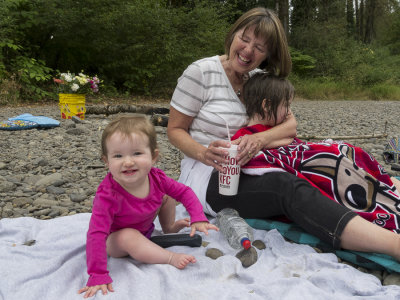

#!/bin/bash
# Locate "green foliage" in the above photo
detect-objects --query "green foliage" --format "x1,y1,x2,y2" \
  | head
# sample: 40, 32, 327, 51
0, 0, 399, 103
290, 76, 359, 100
369, 84, 400, 100
12, 56, 53, 98
0, 0, 54, 99
290, 48, 316, 75
87, 0, 229, 94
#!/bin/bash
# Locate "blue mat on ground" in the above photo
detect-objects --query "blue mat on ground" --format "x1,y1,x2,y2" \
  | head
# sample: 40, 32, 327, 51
246, 176, 400, 274
0, 113, 60, 130
9, 113, 60, 128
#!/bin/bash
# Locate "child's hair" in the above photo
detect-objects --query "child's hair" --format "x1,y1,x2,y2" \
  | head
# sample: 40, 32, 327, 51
243, 72, 295, 126
101, 114, 158, 158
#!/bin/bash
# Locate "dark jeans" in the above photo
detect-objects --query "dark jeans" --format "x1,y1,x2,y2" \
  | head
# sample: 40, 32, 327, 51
206, 171, 357, 249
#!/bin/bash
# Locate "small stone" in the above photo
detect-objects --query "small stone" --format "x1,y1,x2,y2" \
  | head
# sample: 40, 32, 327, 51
72, 116, 86, 124
235, 246, 258, 268
391, 163, 400, 171
34, 173, 63, 190
369, 269, 384, 282
33, 208, 52, 217
252, 240, 266, 250
201, 241, 210, 247
205, 248, 224, 260
0, 180, 16, 193
383, 273, 400, 286
48, 208, 61, 218
32, 198, 59, 208
46, 185, 65, 195
23, 240, 36, 246
12, 197, 33, 207
312, 247, 323, 253
69, 193, 87, 203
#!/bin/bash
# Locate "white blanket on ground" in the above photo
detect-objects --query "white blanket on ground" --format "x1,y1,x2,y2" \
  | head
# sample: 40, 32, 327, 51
1, 205, 400, 300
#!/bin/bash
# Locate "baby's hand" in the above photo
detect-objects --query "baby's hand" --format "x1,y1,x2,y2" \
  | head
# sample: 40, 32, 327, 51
78, 283, 114, 298
190, 221, 219, 236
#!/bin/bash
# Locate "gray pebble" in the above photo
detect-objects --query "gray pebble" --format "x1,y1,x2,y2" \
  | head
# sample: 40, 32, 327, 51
46, 186, 65, 195
252, 240, 266, 250
383, 273, 400, 286
69, 193, 87, 203
205, 248, 224, 260
235, 246, 258, 268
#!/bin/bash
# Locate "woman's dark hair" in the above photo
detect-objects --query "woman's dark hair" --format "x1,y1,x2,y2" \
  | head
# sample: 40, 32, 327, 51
224, 7, 291, 77
243, 72, 294, 125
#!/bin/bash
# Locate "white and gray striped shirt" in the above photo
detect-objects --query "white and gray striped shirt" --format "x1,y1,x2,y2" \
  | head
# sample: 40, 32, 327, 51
171, 55, 248, 147
170, 55, 248, 215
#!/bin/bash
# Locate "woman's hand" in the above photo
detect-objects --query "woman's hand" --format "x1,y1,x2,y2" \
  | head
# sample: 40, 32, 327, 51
190, 221, 219, 237
233, 134, 263, 166
201, 140, 232, 172
78, 283, 114, 298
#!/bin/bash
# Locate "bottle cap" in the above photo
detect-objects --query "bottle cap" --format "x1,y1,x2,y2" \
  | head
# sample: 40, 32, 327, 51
241, 238, 251, 250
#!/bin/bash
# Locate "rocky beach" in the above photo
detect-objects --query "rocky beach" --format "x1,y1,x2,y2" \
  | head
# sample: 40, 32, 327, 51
1, 100, 400, 284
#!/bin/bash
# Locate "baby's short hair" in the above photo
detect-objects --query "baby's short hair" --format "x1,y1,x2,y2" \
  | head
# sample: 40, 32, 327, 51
101, 114, 157, 158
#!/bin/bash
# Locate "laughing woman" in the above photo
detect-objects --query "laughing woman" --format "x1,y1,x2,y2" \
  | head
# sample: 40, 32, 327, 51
167, 7, 400, 261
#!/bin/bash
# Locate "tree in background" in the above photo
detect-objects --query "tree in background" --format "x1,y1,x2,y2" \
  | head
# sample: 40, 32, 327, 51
289, 0, 399, 88
0, 0, 399, 101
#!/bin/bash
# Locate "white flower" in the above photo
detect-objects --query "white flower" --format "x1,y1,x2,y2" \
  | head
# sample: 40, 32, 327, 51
71, 83, 80, 92
76, 76, 88, 85
61, 73, 73, 82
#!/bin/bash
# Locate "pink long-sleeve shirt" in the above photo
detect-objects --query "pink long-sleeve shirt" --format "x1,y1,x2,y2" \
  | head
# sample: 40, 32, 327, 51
85, 167, 208, 286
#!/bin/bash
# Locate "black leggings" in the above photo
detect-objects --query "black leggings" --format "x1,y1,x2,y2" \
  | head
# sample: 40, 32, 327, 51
206, 171, 357, 249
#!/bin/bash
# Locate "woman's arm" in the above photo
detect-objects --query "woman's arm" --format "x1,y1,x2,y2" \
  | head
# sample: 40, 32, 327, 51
234, 111, 297, 165
167, 107, 231, 172
259, 110, 297, 148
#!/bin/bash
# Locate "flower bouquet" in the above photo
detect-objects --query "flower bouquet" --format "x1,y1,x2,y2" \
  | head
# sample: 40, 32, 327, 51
55, 72, 100, 120
54, 71, 100, 94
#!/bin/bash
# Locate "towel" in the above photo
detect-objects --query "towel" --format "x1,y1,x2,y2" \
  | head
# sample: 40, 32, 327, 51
1, 205, 400, 300
233, 124, 400, 232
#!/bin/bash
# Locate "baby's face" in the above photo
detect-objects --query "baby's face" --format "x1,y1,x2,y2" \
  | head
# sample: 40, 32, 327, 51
104, 131, 156, 192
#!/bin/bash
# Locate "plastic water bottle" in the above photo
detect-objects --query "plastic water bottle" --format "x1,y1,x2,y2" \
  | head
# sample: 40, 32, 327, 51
216, 208, 254, 250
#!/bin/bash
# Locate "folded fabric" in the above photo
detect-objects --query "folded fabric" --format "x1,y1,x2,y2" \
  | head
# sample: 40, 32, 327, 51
2, 206, 400, 299
0, 119, 38, 130
246, 217, 400, 274
9, 113, 60, 128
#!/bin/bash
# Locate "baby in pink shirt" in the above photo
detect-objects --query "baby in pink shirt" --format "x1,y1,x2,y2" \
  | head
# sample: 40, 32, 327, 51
78, 114, 218, 298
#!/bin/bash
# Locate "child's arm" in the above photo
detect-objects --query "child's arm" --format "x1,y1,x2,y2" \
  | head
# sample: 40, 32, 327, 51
158, 170, 218, 236
234, 111, 297, 165
78, 185, 115, 297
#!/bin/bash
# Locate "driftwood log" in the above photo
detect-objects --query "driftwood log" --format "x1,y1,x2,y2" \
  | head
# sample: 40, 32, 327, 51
297, 133, 388, 140
85, 104, 170, 127
297, 121, 388, 140
86, 104, 169, 116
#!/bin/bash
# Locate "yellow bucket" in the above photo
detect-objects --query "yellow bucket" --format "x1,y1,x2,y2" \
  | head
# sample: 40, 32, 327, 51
58, 94, 86, 120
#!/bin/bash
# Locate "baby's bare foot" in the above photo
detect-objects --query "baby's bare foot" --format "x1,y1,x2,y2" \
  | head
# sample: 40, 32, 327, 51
168, 253, 196, 269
